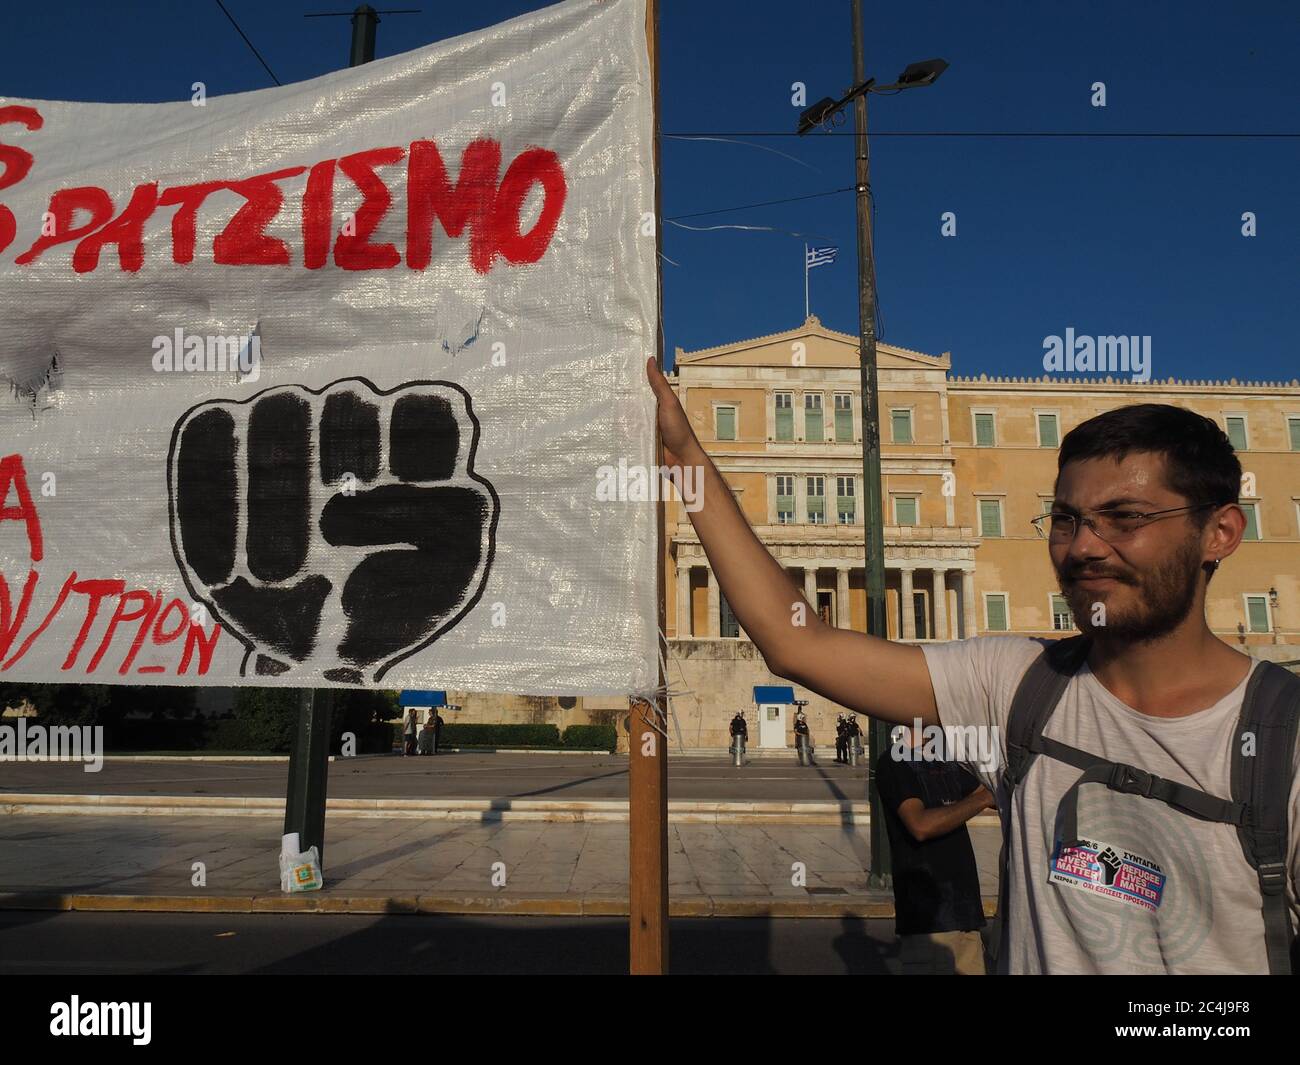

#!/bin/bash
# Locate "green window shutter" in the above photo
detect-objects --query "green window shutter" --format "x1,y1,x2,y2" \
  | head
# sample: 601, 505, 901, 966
776, 474, 794, 516
979, 499, 1002, 537
1289, 418, 1300, 452
806, 410, 823, 442
1243, 504, 1260, 540
775, 406, 794, 441
986, 595, 1008, 631
891, 410, 912, 443
835, 407, 853, 442
1051, 594, 1071, 630
974, 412, 995, 446
895, 497, 917, 525
807, 495, 824, 519
1037, 414, 1059, 448
1226, 417, 1247, 451
716, 407, 735, 441
1247, 597, 1269, 633
837, 495, 855, 522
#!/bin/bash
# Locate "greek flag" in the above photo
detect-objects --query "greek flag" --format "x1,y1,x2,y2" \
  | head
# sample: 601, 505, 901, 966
806, 246, 838, 268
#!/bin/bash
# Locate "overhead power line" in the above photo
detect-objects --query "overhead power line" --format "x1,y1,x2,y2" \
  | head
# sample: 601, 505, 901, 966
214, 0, 282, 86
667, 187, 853, 221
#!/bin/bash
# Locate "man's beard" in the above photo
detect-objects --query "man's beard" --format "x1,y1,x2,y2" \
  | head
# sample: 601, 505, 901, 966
1057, 536, 1203, 644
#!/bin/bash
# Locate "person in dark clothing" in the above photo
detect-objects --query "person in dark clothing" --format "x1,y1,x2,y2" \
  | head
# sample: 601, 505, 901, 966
844, 714, 862, 758
729, 712, 748, 743
431, 711, 444, 754
793, 710, 810, 746
875, 725, 995, 975
834, 715, 848, 763
417, 716, 436, 755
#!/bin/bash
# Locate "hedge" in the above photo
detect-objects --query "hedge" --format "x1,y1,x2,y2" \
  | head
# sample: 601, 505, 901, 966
561, 725, 617, 751
437, 723, 561, 747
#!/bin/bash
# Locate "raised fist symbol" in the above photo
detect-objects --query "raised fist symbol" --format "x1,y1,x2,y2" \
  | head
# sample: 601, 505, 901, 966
1096, 846, 1123, 886
168, 377, 498, 682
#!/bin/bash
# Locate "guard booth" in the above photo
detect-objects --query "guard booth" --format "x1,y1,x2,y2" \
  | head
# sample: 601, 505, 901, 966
753, 685, 796, 749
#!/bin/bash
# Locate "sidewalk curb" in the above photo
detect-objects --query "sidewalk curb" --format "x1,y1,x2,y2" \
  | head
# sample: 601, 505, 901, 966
0, 792, 891, 825
0, 890, 998, 919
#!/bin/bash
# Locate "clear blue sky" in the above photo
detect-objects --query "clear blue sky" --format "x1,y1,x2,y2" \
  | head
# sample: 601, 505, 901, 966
5, 0, 1297, 381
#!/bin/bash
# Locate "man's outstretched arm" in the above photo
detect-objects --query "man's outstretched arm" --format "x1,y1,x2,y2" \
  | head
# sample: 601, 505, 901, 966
647, 358, 940, 727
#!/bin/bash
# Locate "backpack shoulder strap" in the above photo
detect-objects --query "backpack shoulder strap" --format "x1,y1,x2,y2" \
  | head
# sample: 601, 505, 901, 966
1004, 635, 1092, 789
1231, 660, 1300, 976
990, 635, 1090, 971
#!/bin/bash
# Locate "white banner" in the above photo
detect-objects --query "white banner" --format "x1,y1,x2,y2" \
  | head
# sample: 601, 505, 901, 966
0, 0, 658, 695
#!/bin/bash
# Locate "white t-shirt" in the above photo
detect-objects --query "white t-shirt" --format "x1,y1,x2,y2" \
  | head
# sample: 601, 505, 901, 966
922, 636, 1300, 975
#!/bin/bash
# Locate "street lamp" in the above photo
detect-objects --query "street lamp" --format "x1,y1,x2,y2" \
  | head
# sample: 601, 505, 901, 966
795, 5, 947, 889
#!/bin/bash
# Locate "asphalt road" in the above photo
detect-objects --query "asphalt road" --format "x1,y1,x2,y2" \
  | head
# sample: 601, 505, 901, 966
0, 910, 898, 974
0, 753, 874, 802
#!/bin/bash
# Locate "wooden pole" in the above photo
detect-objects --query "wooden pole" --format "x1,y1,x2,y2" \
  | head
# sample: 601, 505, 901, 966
629, 0, 669, 976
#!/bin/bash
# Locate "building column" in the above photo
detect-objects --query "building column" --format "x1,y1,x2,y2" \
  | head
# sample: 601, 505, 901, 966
836, 565, 851, 628
962, 569, 977, 638
900, 566, 915, 641
932, 568, 948, 642
803, 566, 817, 610
706, 566, 720, 637
676, 564, 691, 638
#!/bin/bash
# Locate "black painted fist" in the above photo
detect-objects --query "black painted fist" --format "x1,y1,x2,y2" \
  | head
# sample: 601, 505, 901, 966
168, 377, 498, 683
1096, 845, 1123, 885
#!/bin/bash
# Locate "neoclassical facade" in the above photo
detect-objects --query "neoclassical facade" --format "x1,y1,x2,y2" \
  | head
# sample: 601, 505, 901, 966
667, 316, 1300, 650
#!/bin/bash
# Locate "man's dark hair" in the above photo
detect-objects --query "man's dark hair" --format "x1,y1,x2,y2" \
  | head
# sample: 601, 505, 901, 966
1055, 403, 1241, 513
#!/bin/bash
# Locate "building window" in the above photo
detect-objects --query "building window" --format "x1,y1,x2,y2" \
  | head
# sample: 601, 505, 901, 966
891, 408, 913, 444
807, 476, 825, 524
894, 495, 919, 526
775, 392, 794, 441
1288, 416, 1300, 452
984, 593, 1009, 632
973, 411, 996, 447
715, 405, 736, 441
1225, 415, 1248, 452
1039, 495, 1055, 516
837, 476, 855, 524
978, 498, 1004, 537
834, 394, 854, 442
1241, 502, 1261, 540
1051, 593, 1073, 631
775, 475, 794, 524
912, 592, 929, 640
805, 393, 824, 442
1036, 413, 1060, 448
1244, 595, 1270, 634
720, 590, 740, 638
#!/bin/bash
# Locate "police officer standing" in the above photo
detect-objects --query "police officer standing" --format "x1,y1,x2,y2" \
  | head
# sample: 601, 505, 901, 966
844, 714, 862, 761
834, 714, 848, 763
729, 711, 748, 745
794, 709, 812, 764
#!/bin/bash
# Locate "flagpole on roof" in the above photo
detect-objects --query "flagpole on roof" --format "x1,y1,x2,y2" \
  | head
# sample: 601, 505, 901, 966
804, 243, 809, 320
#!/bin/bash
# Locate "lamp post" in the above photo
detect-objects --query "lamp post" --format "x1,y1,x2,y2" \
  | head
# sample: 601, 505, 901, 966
1270, 586, 1280, 644
797, 5, 946, 888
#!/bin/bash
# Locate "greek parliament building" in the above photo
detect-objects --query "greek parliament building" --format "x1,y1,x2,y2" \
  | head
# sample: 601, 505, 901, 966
458, 317, 1299, 750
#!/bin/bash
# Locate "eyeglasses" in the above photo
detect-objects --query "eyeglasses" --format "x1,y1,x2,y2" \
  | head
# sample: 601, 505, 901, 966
1030, 502, 1219, 544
